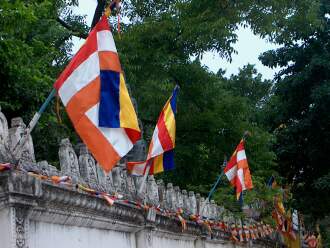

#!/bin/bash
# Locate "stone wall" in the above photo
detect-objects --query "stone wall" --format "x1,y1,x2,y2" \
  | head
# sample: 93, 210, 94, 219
0, 107, 275, 248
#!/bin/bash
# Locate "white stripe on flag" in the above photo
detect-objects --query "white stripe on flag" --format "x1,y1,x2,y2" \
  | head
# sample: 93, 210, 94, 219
149, 126, 164, 158
85, 104, 133, 157
237, 168, 246, 190
237, 150, 247, 162
59, 52, 100, 106
225, 165, 237, 181
97, 30, 117, 52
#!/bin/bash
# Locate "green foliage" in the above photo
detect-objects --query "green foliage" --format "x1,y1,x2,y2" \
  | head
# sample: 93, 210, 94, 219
0, 0, 87, 163
259, 0, 330, 243
0, 0, 326, 230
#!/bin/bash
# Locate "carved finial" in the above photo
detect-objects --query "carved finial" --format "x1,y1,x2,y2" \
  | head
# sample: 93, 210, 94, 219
78, 144, 98, 188
59, 138, 80, 181
11, 117, 26, 128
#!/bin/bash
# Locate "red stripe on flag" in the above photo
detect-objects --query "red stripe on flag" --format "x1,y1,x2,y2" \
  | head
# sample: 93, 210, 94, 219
54, 33, 97, 90
156, 111, 174, 151
54, 15, 111, 90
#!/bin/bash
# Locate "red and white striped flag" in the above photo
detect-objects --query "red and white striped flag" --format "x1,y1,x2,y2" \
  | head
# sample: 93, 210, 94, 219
224, 139, 253, 200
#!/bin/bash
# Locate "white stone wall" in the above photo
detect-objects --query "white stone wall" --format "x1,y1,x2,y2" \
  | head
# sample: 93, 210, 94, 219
152, 235, 194, 248
205, 241, 235, 248
0, 208, 12, 248
29, 221, 136, 248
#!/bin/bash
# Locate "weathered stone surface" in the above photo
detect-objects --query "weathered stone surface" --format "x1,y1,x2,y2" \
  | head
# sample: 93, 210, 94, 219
0, 106, 12, 163
188, 191, 197, 215
166, 183, 176, 210
58, 138, 80, 181
78, 144, 98, 188
146, 175, 159, 205
9, 117, 35, 163
174, 186, 183, 210
157, 179, 166, 208
112, 164, 127, 194
37, 160, 58, 177
0, 111, 275, 248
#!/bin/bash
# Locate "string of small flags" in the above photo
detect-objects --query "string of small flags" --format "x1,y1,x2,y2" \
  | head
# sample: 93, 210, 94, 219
0, 162, 274, 241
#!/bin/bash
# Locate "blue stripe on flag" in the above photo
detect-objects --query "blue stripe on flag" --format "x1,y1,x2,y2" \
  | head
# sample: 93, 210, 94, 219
170, 86, 179, 115
163, 149, 175, 171
99, 70, 120, 128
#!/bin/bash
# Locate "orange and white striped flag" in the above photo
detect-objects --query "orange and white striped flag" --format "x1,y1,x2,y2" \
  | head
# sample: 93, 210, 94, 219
224, 139, 253, 200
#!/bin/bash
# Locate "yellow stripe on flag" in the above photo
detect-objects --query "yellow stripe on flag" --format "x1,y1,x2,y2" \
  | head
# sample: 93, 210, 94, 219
119, 73, 140, 131
163, 103, 176, 145
153, 154, 164, 174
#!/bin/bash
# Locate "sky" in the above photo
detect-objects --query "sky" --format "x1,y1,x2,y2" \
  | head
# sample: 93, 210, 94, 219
72, 1, 279, 80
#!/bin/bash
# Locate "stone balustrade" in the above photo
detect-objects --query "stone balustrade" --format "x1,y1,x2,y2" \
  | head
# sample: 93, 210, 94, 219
0, 107, 274, 248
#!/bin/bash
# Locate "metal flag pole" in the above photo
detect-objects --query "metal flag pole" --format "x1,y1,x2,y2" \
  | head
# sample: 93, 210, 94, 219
12, 88, 56, 159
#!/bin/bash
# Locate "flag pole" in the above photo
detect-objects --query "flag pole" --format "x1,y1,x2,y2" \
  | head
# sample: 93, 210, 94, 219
12, 88, 56, 159
137, 160, 152, 194
200, 157, 227, 215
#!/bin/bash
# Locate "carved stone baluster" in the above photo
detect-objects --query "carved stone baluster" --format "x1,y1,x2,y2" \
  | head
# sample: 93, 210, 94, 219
182, 190, 189, 213
9, 117, 35, 164
174, 186, 183, 210
112, 166, 126, 194
105, 170, 114, 194
210, 200, 217, 220
146, 175, 159, 205
37, 160, 58, 177
156, 179, 165, 208
96, 163, 107, 192
188, 191, 197, 215
126, 173, 136, 199
166, 183, 176, 210
196, 193, 201, 215
200, 197, 208, 217
58, 138, 80, 183
78, 144, 98, 189
0, 106, 12, 163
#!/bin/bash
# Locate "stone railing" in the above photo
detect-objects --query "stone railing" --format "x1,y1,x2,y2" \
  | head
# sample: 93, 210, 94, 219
0, 107, 275, 248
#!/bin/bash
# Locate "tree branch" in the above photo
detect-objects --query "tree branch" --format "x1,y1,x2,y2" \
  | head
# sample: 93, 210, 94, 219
56, 17, 88, 39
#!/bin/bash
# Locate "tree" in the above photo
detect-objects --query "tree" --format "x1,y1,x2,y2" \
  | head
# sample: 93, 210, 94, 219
0, 0, 88, 164
260, 0, 330, 243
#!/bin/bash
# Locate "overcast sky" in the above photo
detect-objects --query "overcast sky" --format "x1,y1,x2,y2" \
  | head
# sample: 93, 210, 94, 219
71, 1, 279, 79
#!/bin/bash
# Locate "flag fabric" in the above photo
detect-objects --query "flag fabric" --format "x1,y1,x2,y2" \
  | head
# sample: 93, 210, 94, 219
54, 15, 140, 173
127, 86, 179, 175
146, 85, 179, 174
126, 160, 148, 176
224, 139, 253, 200
267, 175, 277, 188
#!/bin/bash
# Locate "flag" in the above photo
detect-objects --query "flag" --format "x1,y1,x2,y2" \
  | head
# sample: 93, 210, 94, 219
127, 86, 179, 175
267, 175, 277, 188
126, 160, 148, 176
224, 139, 253, 200
54, 15, 140, 173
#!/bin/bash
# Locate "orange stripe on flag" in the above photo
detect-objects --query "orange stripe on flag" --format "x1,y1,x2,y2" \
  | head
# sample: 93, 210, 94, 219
66, 77, 100, 124
99, 51, 121, 72
75, 115, 120, 173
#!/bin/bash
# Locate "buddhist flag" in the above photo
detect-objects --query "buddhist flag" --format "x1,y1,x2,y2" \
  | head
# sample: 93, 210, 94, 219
127, 86, 179, 175
224, 139, 253, 200
54, 15, 140, 173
